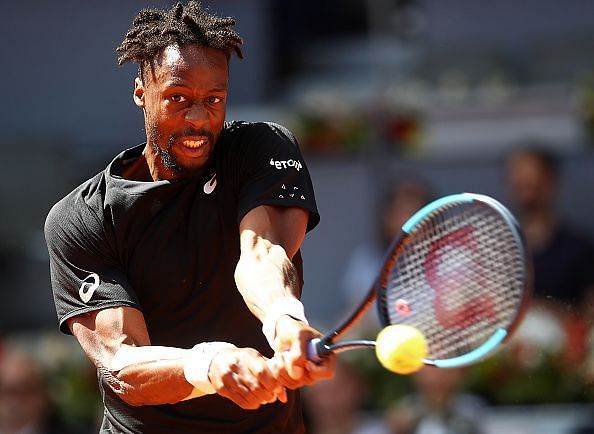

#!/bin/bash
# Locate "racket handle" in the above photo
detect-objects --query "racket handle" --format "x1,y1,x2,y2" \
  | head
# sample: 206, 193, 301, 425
307, 337, 332, 363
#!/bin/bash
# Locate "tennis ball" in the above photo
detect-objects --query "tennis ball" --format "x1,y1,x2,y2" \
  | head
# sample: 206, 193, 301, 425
375, 325, 428, 375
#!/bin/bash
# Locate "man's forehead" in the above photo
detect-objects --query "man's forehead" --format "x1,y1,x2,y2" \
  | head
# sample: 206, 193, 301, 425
145, 44, 229, 85
157, 44, 228, 70
162, 45, 183, 65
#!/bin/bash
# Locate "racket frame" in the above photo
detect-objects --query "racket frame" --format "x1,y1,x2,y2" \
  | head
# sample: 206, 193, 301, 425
309, 193, 531, 368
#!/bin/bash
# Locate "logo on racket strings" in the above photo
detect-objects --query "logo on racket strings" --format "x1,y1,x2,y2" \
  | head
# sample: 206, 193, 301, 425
424, 226, 497, 329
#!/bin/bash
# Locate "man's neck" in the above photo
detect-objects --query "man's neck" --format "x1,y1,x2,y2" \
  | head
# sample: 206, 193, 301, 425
120, 149, 154, 181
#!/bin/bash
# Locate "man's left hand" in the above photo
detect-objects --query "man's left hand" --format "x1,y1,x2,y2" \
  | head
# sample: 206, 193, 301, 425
269, 316, 335, 389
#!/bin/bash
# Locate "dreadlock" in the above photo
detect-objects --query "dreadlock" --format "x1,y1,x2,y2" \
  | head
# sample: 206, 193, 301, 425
116, 1, 243, 78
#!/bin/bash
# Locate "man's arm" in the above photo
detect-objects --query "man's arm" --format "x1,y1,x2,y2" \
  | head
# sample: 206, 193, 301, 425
68, 306, 285, 409
236, 205, 307, 315
236, 205, 335, 387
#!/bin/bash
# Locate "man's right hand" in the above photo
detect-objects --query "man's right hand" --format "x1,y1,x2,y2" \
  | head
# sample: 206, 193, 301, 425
208, 347, 287, 409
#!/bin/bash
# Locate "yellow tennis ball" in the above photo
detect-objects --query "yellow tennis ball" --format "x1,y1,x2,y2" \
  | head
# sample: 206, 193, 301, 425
375, 325, 428, 374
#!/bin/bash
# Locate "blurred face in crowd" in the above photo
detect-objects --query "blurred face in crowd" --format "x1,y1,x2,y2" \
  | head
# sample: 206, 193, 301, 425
506, 151, 558, 214
381, 180, 430, 245
0, 353, 48, 432
134, 44, 229, 180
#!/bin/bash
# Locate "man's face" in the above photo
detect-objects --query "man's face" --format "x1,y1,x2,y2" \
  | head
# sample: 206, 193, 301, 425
506, 153, 557, 213
0, 356, 47, 431
135, 44, 229, 180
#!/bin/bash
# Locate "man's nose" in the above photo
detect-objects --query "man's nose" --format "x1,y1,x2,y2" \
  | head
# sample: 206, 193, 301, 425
185, 103, 208, 124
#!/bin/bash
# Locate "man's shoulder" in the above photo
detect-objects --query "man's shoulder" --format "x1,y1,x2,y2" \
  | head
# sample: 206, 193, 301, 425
45, 170, 109, 240
222, 121, 298, 145
46, 145, 141, 225
60, 168, 107, 206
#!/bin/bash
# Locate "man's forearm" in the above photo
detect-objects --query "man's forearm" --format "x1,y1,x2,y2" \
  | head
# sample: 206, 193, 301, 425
235, 230, 309, 349
105, 357, 199, 406
235, 239, 301, 321
101, 343, 235, 406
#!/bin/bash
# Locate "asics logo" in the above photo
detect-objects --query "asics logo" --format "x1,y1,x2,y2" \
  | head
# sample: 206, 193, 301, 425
79, 273, 99, 303
204, 173, 217, 194
269, 158, 302, 171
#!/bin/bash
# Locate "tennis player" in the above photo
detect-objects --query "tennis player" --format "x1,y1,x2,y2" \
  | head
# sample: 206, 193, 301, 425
44, 2, 334, 433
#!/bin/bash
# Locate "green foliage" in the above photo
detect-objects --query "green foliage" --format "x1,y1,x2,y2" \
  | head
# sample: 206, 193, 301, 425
347, 350, 415, 410
465, 348, 594, 405
348, 343, 594, 409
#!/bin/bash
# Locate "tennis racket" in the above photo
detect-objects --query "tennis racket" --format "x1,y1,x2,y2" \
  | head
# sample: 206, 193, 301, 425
308, 192, 530, 369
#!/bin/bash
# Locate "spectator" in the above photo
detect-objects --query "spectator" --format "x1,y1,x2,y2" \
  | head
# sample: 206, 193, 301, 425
505, 145, 594, 379
504, 146, 594, 312
0, 350, 77, 434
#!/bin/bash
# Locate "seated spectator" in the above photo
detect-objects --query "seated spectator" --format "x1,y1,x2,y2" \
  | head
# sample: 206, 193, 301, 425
505, 145, 594, 380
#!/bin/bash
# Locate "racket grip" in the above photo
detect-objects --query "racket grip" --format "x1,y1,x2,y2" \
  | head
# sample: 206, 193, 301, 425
307, 338, 332, 363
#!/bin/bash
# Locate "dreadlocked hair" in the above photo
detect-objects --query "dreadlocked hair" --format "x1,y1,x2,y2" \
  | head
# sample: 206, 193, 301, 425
116, 1, 243, 76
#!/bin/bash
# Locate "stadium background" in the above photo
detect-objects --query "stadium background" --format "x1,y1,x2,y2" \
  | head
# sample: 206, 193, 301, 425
1, 1, 594, 433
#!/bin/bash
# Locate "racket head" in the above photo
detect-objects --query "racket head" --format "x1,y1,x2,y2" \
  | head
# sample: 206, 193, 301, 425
376, 193, 530, 368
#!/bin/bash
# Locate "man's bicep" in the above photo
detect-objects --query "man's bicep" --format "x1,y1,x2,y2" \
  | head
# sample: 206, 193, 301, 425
239, 205, 308, 259
68, 306, 150, 370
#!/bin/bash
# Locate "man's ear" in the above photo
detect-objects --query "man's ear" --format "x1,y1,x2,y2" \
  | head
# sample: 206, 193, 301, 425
133, 77, 145, 108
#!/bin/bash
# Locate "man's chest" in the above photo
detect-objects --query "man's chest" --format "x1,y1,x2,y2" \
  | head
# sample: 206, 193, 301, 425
112, 179, 240, 311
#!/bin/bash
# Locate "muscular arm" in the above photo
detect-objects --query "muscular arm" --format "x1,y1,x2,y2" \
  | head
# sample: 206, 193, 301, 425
235, 205, 335, 386
69, 307, 283, 409
68, 307, 199, 406
235, 205, 308, 320
235, 205, 308, 321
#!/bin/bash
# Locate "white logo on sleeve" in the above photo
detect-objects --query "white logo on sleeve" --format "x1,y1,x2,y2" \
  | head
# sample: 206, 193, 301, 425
203, 173, 217, 194
79, 273, 100, 303
269, 158, 302, 171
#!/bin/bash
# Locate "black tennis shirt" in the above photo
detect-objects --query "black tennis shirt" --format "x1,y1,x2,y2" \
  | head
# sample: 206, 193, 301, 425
44, 121, 319, 434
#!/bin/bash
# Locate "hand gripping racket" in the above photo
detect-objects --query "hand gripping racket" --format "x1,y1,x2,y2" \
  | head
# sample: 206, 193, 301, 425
308, 193, 530, 369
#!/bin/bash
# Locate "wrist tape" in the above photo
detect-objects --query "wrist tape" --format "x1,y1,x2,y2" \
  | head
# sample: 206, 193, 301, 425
183, 342, 237, 394
262, 297, 309, 349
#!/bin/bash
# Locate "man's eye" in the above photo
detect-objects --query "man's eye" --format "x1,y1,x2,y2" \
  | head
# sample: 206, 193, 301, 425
170, 95, 187, 103
207, 96, 222, 104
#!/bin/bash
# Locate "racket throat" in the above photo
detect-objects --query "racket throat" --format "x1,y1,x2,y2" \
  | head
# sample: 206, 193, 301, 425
330, 340, 376, 353
307, 338, 376, 362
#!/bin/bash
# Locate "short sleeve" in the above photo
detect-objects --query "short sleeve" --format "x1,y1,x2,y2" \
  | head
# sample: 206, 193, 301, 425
235, 122, 320, 231
44, 193, 141, 334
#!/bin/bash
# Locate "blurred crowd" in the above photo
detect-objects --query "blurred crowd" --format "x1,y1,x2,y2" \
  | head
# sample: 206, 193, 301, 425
1, 1, 593, 433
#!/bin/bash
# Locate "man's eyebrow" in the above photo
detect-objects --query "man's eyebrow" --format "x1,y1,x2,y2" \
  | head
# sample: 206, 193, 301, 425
163, 80, 189, 88
162, 81, 228, 92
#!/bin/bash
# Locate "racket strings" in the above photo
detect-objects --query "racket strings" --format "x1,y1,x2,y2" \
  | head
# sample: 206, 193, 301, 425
382, 202, 525, 361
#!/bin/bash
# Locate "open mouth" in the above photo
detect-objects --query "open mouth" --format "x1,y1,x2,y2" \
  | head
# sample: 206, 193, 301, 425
176, 136, 210, 158
181, 138, 208, 149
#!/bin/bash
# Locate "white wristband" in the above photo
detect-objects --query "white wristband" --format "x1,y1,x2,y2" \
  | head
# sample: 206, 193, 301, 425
262, 297, 309, 349
183, 342, 237, 395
